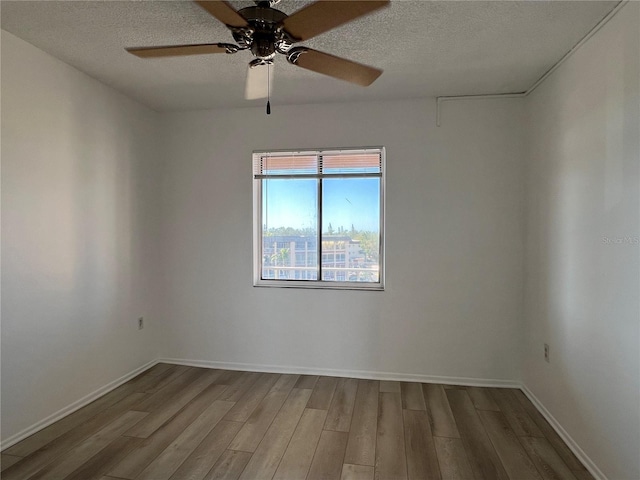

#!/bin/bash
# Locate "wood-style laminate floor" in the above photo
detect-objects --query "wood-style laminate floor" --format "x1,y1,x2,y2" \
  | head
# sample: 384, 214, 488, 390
2, 364, 593, 480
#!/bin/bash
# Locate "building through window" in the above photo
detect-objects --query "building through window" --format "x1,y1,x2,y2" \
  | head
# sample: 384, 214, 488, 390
253, 147, 385, 290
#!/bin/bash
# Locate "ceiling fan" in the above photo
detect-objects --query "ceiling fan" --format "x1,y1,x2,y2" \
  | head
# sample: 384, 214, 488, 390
126, 0, 389, 104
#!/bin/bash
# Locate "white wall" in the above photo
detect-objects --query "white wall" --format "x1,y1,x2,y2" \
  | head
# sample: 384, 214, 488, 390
158, 97, 526, 383
4, 5, 636, 475
1, 31, 162, 443
523, 3, 640, 479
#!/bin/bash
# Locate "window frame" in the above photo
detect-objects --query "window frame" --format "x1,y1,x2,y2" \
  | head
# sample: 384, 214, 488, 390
252, 146, 385, 291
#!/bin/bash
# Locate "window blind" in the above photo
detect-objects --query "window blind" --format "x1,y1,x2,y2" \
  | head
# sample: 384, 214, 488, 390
253, 149, 382, 178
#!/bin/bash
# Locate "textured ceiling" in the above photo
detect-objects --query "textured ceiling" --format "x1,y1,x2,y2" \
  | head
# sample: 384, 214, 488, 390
1, 0, 619, 111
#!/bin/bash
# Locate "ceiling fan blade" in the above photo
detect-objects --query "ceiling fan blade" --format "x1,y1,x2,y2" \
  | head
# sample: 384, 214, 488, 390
245, 63, 274, 100
195, 1, 249, 28
126, 44, 229, 58
287, 47, 382, 87
280, 0, 389, 42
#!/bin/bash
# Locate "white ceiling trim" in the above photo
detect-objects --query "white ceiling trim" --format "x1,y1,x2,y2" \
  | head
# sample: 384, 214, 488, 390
435, 0, 626, 126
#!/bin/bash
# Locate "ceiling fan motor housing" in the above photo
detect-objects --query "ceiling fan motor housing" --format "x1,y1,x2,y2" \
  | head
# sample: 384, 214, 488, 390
251, 33, 276, 59
236, 5, 290, 60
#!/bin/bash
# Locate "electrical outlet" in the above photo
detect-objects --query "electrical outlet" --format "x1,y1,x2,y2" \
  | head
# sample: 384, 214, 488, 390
544, 343, 549, 363
138, 317, 144, 330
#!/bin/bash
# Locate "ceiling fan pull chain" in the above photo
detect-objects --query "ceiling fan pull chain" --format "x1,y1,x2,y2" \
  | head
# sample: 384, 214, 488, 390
266, 63, 272, 115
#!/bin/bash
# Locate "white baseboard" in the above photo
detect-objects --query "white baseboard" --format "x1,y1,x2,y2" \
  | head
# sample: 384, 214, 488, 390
0, 359, 158, 452
520, 385, 606, 480
159, 357, 521, 388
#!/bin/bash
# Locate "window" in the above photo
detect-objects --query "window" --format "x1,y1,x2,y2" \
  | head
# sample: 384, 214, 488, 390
253, 147, 385, 290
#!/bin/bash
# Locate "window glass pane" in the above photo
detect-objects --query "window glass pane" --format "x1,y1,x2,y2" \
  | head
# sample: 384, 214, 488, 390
261, 178, 318, 280
321, 178, 380, 282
